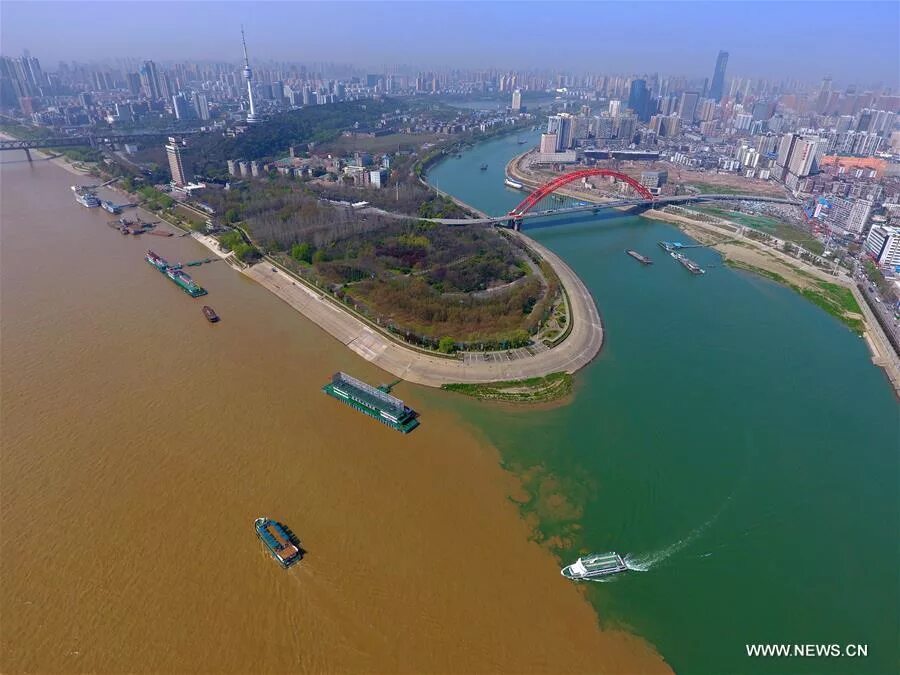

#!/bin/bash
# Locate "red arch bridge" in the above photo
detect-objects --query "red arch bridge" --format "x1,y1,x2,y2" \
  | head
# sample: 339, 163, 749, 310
486, 168, 800, 230
509, 168, 654, 219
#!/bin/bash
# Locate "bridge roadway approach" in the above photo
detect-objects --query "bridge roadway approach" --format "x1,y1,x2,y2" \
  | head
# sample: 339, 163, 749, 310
0, 131, 202, 160
429, 193, 802, 227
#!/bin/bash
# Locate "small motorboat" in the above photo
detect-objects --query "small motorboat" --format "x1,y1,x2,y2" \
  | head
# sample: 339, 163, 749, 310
202, 305, 219, 323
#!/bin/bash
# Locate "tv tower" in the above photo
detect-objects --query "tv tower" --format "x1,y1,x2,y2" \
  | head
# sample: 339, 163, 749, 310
241, 26, 258, 124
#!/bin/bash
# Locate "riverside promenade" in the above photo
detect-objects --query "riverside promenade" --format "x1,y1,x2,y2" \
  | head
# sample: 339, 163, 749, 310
237, 232, 603, 387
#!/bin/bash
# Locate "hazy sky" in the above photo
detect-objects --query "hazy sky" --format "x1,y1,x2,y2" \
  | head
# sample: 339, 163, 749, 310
2, 1, 898, 86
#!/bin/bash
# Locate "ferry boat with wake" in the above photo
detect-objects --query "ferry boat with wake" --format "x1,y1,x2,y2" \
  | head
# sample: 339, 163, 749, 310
561, 552, 628, 580
254, 517, 302, 568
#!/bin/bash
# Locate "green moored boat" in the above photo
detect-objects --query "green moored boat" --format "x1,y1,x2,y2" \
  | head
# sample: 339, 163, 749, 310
323, 372, 419, 433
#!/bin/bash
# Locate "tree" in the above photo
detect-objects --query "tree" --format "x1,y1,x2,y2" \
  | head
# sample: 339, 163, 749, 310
438, 336, 456, 353
291, 242, 312, 263
225, 208, 240, 224
509, 329, 530, 347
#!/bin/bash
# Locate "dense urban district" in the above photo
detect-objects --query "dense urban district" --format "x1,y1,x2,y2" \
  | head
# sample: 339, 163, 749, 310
2, 41, 899, 394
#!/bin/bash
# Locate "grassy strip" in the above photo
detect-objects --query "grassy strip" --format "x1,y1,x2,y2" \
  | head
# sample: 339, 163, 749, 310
726, 259, 863, 334
442, 372, 572, 403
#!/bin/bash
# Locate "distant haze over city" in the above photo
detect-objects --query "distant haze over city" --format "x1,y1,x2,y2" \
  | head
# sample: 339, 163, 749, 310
2, 0, 898, 86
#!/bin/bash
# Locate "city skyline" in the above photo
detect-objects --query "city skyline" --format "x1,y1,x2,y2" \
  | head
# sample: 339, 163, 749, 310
2, 1, 898, 86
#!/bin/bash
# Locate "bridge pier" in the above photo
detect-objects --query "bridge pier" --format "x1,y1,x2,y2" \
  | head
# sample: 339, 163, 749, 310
24, 148, 32, 162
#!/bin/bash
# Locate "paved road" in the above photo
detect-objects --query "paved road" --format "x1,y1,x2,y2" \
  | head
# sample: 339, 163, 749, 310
244, 234, 603, 387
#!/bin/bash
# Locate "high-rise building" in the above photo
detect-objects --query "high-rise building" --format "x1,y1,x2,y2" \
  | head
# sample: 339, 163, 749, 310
733, 112, 753, 131
539, 133, 558, 154
192, 92, 210, 120
240, 27, 259, 123
776, 133, 820, 188
831, 198, 873, 236
608, 99, 621, 117
864, 225, 900, 267
709, 50, 729, 102
166, 137, 188, 186
677, 91, 700, 122
698, 98, 717, 122
751, 100, 774, 121
126, 72, 142, 96
627, 79, 650, 122
615, 112, 637, 142
272, 80, 285, 106
140, 61, 161, 100
511, 89, 522, 111
787, 136, 820, 178
172, 93, 192, 120
593, 116, 615, 139
547, 114, 576, 150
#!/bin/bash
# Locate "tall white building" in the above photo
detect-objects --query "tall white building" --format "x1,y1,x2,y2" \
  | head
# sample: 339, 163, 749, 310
240, 27, 258, 124
830, 197, 873, 236
864, 225, 900, 268
511, 89, 522, 111
166, 137, 187, 186
608, 99, 621, 117
776, 133, 821, 188
787, 137, 820, 178
539, 133, 558, 154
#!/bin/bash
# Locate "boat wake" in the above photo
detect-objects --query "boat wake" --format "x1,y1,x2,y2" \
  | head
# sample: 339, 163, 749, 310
625, 493, 736, 572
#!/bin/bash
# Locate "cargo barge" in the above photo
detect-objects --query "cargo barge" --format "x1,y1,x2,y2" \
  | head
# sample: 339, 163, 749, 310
145, 249, 208, 297
626, 249, 653, 265
202, 305, 219, 323
561, 552, 628, 580
145, 249, 170, 271
166, 267, 207, 297
254, 517, 302, 568
671, 251, 705, 274
323, 372, 419, 433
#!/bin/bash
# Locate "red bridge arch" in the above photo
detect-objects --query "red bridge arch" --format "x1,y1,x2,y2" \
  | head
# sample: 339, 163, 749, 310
509, 169, 654, 217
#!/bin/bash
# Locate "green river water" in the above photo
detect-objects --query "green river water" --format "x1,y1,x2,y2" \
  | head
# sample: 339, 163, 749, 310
427, 131, 899, 674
